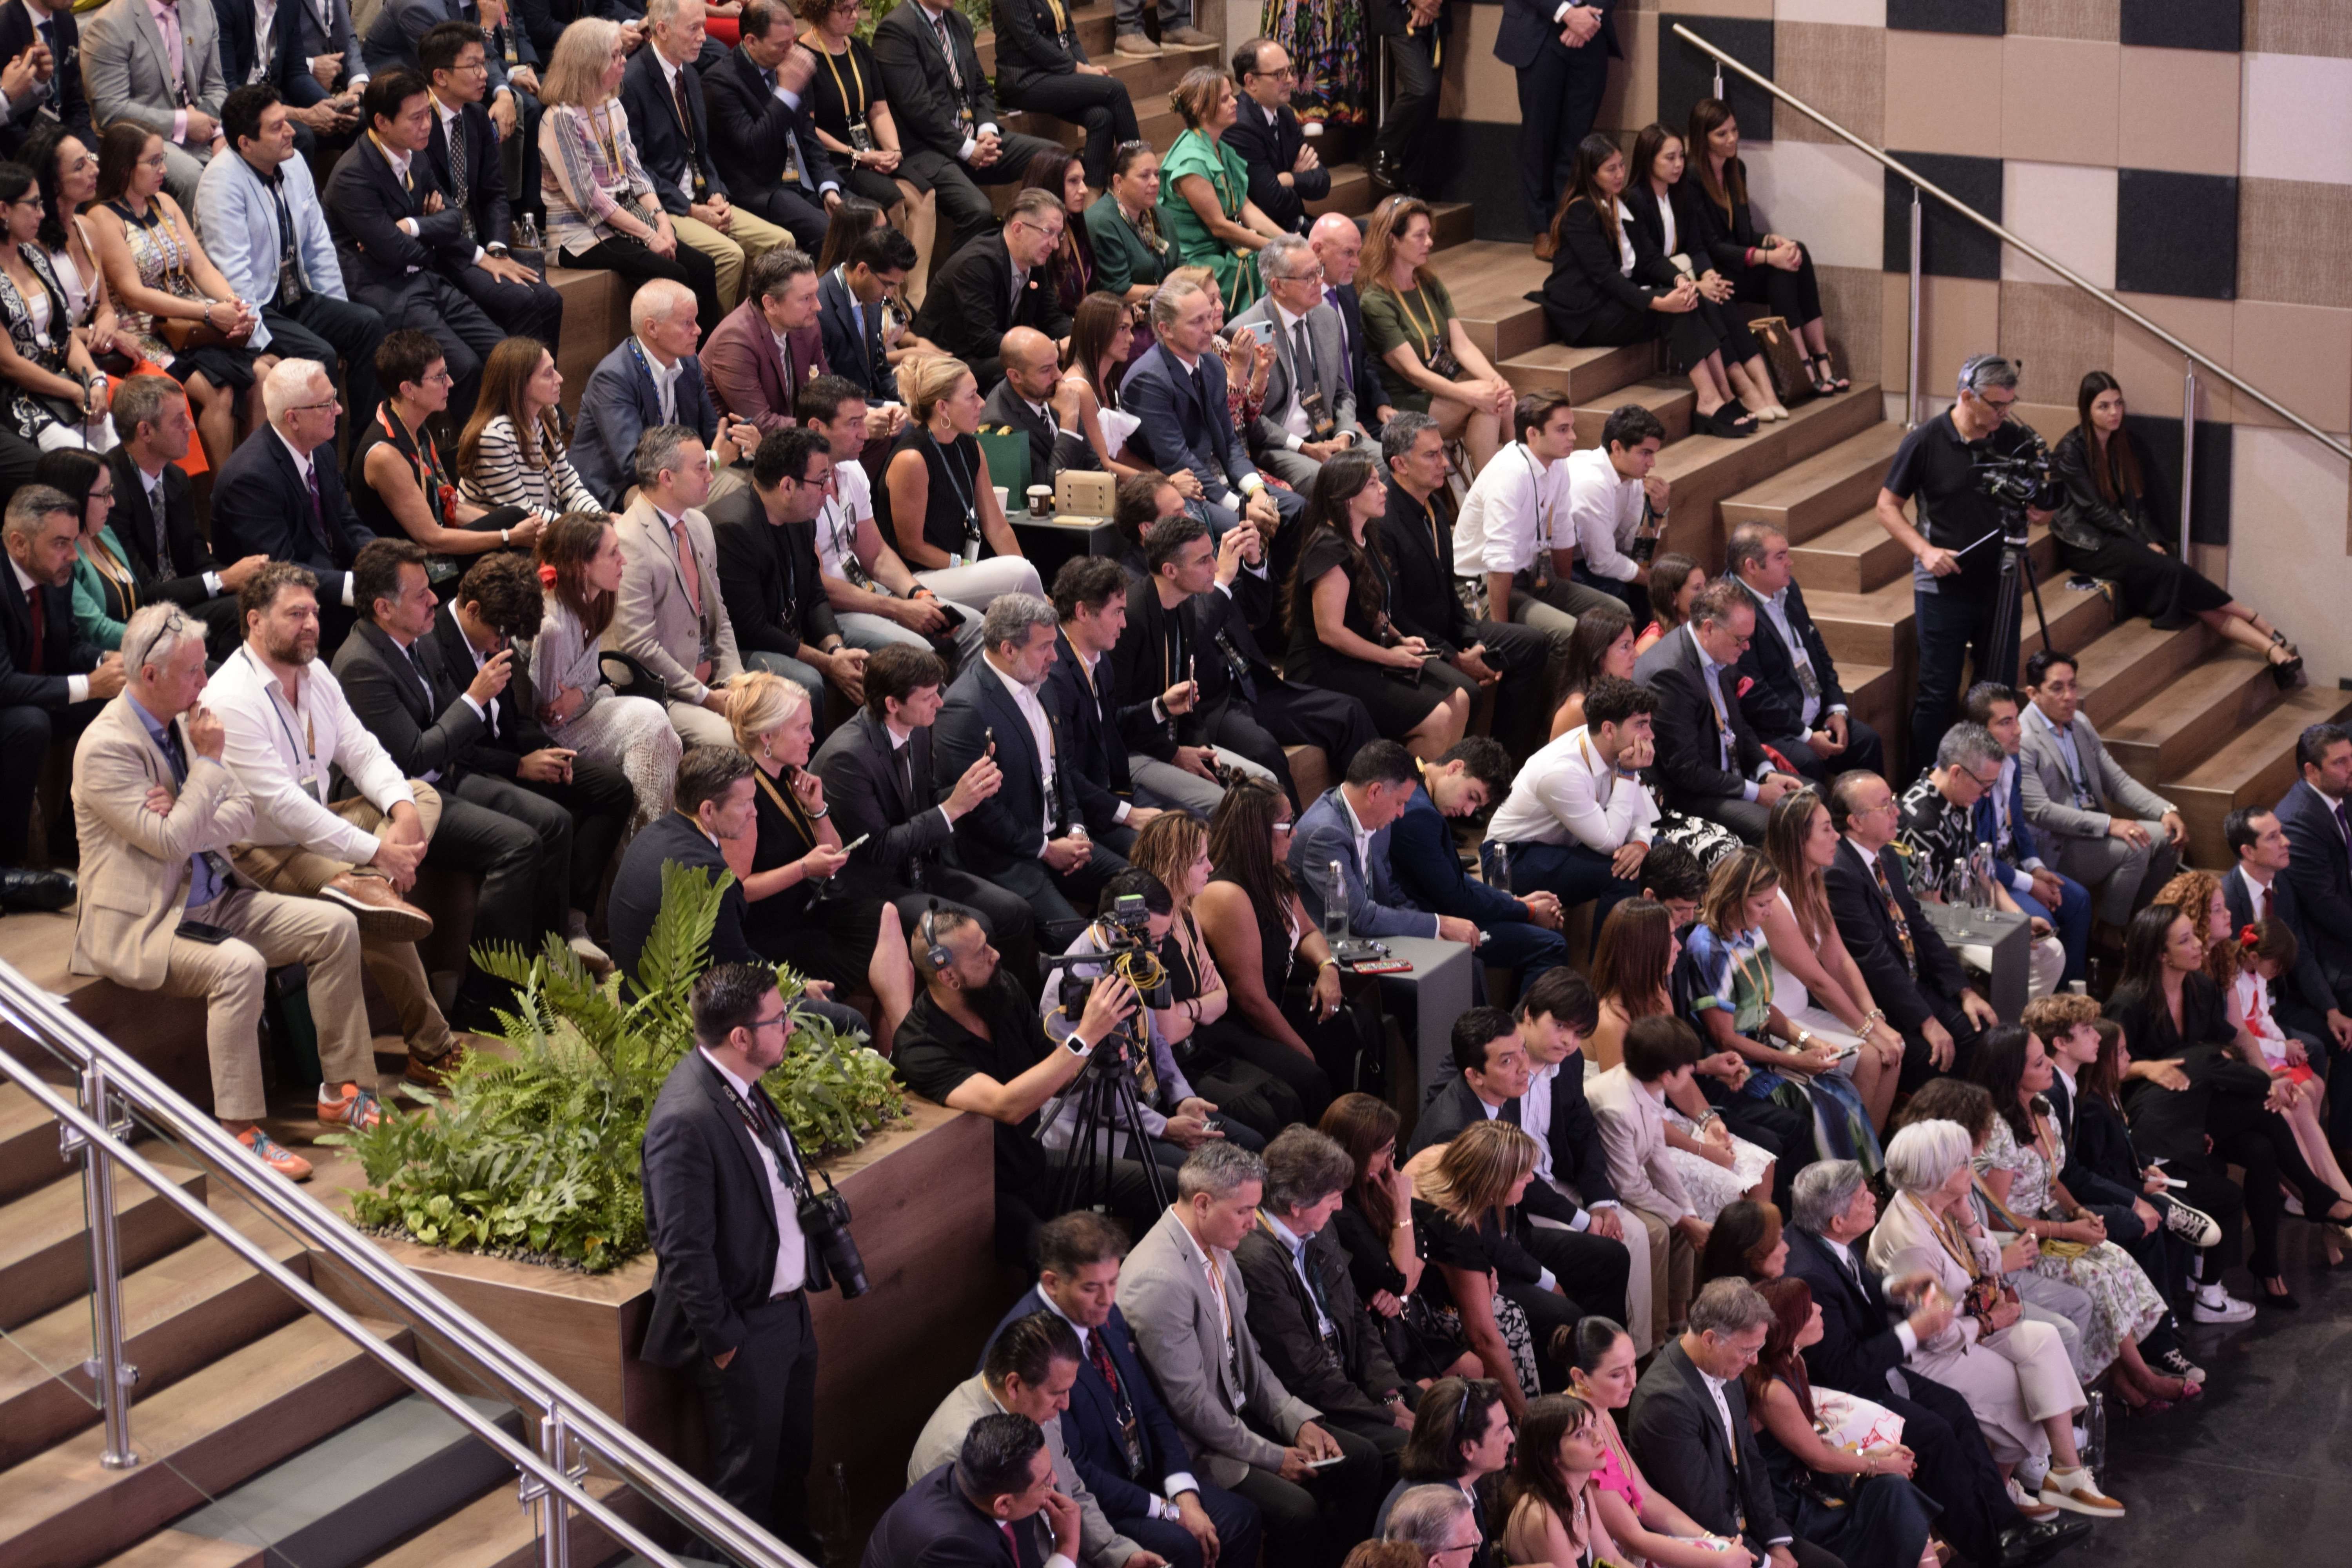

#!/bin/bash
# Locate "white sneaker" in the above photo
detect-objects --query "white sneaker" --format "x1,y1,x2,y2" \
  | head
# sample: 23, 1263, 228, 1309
2190, 1288, 2256, 1324
2007, 1475, 2059, 1521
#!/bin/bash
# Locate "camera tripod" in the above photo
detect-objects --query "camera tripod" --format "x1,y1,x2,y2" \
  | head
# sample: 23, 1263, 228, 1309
1053, 1023, 1173, 1218
1981, 503, 2054, 691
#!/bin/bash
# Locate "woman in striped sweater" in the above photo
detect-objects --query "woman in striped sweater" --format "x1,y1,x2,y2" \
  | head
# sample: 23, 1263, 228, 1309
459, 338, 606, 521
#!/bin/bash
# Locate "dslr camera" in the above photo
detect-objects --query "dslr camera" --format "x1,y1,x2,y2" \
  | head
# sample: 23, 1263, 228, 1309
797, 1172, 869, 1298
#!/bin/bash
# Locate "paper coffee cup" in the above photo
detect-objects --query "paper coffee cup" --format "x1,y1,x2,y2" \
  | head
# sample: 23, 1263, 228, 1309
992, 486, 1009, 512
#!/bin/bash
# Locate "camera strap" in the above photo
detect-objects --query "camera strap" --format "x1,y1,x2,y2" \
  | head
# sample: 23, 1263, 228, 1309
708, 1056, 815, 1205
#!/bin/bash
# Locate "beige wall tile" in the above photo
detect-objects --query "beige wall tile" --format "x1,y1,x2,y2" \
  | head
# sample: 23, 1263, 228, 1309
2000, 160, 2118, 290
2238, 179, 2352, 309
1744, 140, 1887, 270
1878, 272, 2002, 398
1998, 281, 2119, 404
2245, 0, 2352, 59
1884, 31, 2005, 159
2227, 427, 2352, 683
2243, 53, 2352, 185
2006, 0, 2118, 40
1598, 10, 1660, 135
2116, 46, 2241, 177
2002, 36, 2120, 166
1777, 0, 1884, 21
1771, 21, 1883, 146
2112, 292, 2237, 423
1655, 0, 1771, 15
2232, 301, 2352, 433
1447, 5, 1512, 123
1817, 264, 1882, 388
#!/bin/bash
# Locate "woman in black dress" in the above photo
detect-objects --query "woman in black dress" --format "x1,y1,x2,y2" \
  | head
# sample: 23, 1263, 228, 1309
1688, 98, 1847, 398
1407, 1120, 1551, 1417
727, 670, 917, 1053
875, 352, 1038, 587
795, 0, 936, 300
349, 330, 538, 584
1285, 448, 1469, 759
1320, 1091, 1481, 1386
2054, 371, 2302, 683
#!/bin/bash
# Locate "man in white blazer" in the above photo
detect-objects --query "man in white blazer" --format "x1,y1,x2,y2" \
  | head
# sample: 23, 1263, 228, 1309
1587, 1014, 1709, 1348
82, 0, 230, 204
610, 422, 745, 748
71, 602, 379, 1181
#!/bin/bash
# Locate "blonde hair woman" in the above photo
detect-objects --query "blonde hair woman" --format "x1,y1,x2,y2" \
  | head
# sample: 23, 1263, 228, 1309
1407, 1119, 1547, 1417
872, 351, 1041, 608
727, 671, 916, 1053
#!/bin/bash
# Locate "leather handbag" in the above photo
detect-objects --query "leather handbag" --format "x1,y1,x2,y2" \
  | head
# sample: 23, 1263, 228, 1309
1746, 314, 1811, 405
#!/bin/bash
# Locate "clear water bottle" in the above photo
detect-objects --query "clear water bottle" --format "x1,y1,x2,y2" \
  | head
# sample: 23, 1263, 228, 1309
515, 212, 540, 254
1323, 858, 1350, 947
1486, 842, 1511, 895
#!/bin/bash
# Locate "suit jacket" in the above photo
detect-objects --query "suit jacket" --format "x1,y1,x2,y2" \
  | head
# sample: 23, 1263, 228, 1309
288, 0, 363, 84
912, 230, 1072, 389
611, 495, 743, 708
423, 96, 514, 250
1539, 194, 1678, 342
82, 0, 227, 145
1222, 93, 1327, 236
1971, 757, 2045, 898
1107, 573, 1219, 764
862, 1463, 1049, 1568
1289, 786, 1438, 942
1230, 1221, 1405, 1427
0, 2, 91, 156
930, 652, 1079, 876
361, 0, 515, 93
1619, 178, 1708, 272
980, 1288, 1201, 1523
979, 377, 1063, 491
708, 484, 840, 662
69, 694, 256, 988
1387, 783, 1529, 928
2016, 704, 2173, 861
570, 337, 721, 508
1324, 283, 1384, 414
1225, 293, 1360, 458
700, 43, 844, 218
1586, 1062, 1697, 1223
215, 0, 326, 105
322, 129, 473, 298
1408, 1075, 1590, 1235
106, 450, 220, 610
1120, 341, 1261, 507
328, 615, 494, 785
1376, 485, 1472, 656
1632, 622, 1768, 813
906, 1375, 1139, 1568
1625, 1338, 1786, 1552
2277, 779, 2352, 994
192, 147, 347, 349
869, 0, 1000, 162
811, 707, 955, 897
210, 428, 376, 609
1120, 1206, 1319, 1488
704, 297, 824, 436
1732, 576, 1847, 739
639, 1047, 818, 1367
1038, 626, 1130, 839
1822, 837, 1971, 1034
1783, 1223, 1910, 1399
2224, 862, 2343, 1022
989, 0, 1093, 99
818, 265, 891, 402
608, 810, 758, 978
620, 40, 728, 215
426, 605, 546, 771
1494, 0, 1618, 71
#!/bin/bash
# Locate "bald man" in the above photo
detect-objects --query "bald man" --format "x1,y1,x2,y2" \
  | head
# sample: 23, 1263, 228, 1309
1307, 214, 1394, 431
979, 327, 1071, 492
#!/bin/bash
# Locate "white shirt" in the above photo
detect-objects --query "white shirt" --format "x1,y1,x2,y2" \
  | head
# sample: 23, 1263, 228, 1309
1488, 724, 1657, 851
1071, 645, 1129, 824
1688, 623, 1762, 801
886, 722, 955, 837
207, 643, 417, 862
1611, 204, 1637, 275
1337, 786, 1439, 940
1736, 574, 1840, 730
1453, 441, 1570, 577
641, 339, 685, 425
2237, 861, 2275, 918
697, 1047, 809, 1297
1030, 1290, 1200, 1509
1561, 446, 1645, 584
1260, 1213, 1334, 1339
985, 652, 1058, 844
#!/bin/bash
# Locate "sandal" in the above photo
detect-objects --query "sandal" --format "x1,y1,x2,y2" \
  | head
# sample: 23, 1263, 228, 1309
1809, 354, 1850, 394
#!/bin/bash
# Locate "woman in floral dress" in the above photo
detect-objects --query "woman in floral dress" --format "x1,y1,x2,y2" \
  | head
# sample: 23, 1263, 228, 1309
1263, 0, 1371, 127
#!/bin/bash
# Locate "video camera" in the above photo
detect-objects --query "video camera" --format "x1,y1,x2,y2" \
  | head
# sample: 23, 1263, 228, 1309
1972, 428, 2054, 518
1057, 894, 1175, 1017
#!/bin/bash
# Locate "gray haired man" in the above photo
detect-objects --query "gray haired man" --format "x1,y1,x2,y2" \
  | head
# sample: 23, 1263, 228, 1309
1226, 233, 1363, 490
1900, 721, 2066, 998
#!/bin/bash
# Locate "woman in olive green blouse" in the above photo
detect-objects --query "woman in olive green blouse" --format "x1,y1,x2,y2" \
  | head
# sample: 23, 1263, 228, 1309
1156, 67, 1285, 315
1085, 140, 1173, 308
1360, 195, 1516, 474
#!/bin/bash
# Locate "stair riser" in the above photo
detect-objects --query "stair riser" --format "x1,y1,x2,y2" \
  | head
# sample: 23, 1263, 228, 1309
2078, 625, 2215, 732
1574, 391, 1694, 448
1813, 577, 2111, 671
1719, 458, 1887, 545
265, 1416, 523, 1568
1790, 529, 1911, 595
2, 1170, 209, 1333
2106, 666, 2278, 781
0, 1101, 72, 1207
1658, 392, 1887, 568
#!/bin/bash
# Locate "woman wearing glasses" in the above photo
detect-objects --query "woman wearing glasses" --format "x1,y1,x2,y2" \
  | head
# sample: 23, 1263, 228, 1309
0, 161, 114, 454
349, 330, 539, 580
50, 447, 132, 649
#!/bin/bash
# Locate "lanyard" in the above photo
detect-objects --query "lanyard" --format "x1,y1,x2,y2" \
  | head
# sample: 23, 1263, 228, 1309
927, 429, 977, 531
241, 645, 322, 795
753, 765, 818, 847
1519, 446, 1555, 555
379, 405, 452, 525
705, 1053, 811, 1196
1396, 282, 1444, 362
819, 38, 866, 119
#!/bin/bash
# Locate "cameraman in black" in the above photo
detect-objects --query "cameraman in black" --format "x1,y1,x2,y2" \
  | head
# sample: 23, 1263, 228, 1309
1875, 352, 2059, 772
1042, 870, 1270, 1177
641, 963, 867, 1557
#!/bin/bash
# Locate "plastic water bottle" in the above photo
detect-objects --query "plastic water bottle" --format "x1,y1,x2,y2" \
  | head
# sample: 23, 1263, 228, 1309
1487, 842, 1512, 895
1323, 858, 1350, 947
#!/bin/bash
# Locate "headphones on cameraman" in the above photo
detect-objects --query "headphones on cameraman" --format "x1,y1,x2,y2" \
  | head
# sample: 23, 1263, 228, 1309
921, 899, 952, 971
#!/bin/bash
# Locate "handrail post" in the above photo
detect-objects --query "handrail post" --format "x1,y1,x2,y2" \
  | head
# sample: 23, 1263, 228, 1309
70, 1060, 139, 1469
1907, 185, 1923, 428
536, 1403, 574, 1568
1713, 64, 1723, 100
2181, 359, 2197, 559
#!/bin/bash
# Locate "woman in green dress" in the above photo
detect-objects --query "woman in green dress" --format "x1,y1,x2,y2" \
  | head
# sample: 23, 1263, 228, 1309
1156, 67, 1285, 315
1359, 194, 1515, 473
1085, 140, 1173, 308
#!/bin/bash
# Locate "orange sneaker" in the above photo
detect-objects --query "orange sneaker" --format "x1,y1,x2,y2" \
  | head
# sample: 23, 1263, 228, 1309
236, 1127, 314, 1181
317, 1083, 386, 1131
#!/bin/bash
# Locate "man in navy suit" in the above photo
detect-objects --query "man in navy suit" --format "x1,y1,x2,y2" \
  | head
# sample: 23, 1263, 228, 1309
818, 227, 913, 404
982, 1212, 1261, 1568
1385, 736, 1566, 995
865, 1419, 1076, 1568
211, 359, 380, 656
1044, 557, 1168, 853
1308, 216, 1392, 430
2223, 804, 2352, 1057
1630, 578, 1805, 843
569, 279, 760, 509
419, 22, 561, 345
1495, 0, 1616, 240
700, 0, 846, 256
0, 485, 119, 882
1726, 521, 1885, 785
0, 0, 94, 159
216, 0, 352, 156
1965, 681, 2090, 987
1226, 37, 1327, 234
2279, 723, 2352, 1013
1122, 275, 1301, 539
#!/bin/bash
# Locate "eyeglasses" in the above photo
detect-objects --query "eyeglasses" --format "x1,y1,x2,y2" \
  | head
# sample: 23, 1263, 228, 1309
138, 153, 170, 171
290, 397, 341, 413
1251, 66, 1297, 81
749, 1011, 792, 1034
123, 605, 190, 674
89, 486, 114, 502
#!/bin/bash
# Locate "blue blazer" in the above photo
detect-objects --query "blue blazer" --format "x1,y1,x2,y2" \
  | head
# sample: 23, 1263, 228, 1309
1494, 0, 1618, 70
0, 2, 93, 156
570, 338, 720, 509
1288, 787, 1435, 941
2276, 778, 2352, 995
363, 0, 517, 92
192, 150, 347, 353
211, 431, 377, 610
619, 42, 726, 215
818, 265, 890, 402
1387, 784, 1528, 927
1971, 766, 2044, 901
980, 1287, 1201, 1522
1119, 341, 1261, 507
216, 0, 328, 107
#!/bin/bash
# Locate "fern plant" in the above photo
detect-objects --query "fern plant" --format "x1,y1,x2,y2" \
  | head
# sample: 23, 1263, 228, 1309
332, 863, 906, 1272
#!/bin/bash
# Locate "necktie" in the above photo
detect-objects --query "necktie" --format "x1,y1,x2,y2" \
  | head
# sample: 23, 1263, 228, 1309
1086, 1328, 1146, 1474
2336, 799, 2352, 854
158, 723, 231, 906
1871, 852, 1918, 977
996, 1521, 1022, 1567
932, 11, 964, 93
445, 116, 472, 240
405, 639, 436, 704
671, 521, 702, 615
24, 586, 44, 672
2262, 883, 2274, 920
1325, 287, 1354, 388
157, 4, 189, 105
1191, 361, 1210, 415
893, 738, 914, 805
1292, 318, 1317, 402
302, 460, 337, 560
147, 477, 171, 567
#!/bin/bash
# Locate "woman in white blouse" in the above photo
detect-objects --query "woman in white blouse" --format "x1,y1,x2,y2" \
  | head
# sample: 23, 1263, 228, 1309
459, 338, 606, 521
530, 512, 681, 829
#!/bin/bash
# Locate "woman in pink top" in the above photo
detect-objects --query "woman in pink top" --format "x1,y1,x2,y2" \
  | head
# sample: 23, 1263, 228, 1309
1564, 1315, 1750, 1566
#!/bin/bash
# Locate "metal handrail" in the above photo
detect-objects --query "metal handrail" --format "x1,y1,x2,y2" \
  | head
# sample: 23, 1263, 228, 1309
0, 963, 812, 1568
1672, 23, 2352, 554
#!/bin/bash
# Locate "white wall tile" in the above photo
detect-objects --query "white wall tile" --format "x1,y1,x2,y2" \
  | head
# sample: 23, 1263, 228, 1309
2228, 426, 2352, 688
2242, 53, 2352, 186
1773, 0, 1886, 23
1741, 140, 1886, 271
1998, 160, 2118, 290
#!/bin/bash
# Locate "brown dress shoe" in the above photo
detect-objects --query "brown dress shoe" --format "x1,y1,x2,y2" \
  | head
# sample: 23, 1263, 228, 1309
403, 1036, 474, 1091
320, 872, 434, 943
1161, 24, 1218, 47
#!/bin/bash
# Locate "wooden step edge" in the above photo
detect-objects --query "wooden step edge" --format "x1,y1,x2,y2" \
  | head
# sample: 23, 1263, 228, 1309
355, 1475, 637, 1568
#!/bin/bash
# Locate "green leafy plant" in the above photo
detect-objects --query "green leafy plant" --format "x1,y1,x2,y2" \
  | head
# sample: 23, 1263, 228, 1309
331, 864, 906, 1272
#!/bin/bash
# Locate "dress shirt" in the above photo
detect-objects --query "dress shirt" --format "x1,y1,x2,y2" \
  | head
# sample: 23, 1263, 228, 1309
377, 623, 487, 782
207, 642, 417, 861
248, 0, 278, 82
1167, 345, 1261, 510
643, 341, 685, 425
1453, 441, 1570, 577
274, 428, 357, 606
1031, 1290, 1200, 1511
130, 456, 222, 593
2021, 701, 2098, 816
9, 557, 86, 703
447, 622, 501, 734
985, 652, 1059, 844
697, 1047, 809, 1296
1689, 624, 1760, 802
2237, 862, 2275, 921
1171, 1213, 1240, 1375
1259, 1212, 1334, 1339
1561, 447, 1644, 585
1510, 1064, 1604, 1227
1338, 786, 1437, 939
149, 0, 196, 143
428, 98, 493, 260
1737, 575, 1841, 731
372, 136, 428, 263
1486, 724, 1657, 851
886, 722, 955, 835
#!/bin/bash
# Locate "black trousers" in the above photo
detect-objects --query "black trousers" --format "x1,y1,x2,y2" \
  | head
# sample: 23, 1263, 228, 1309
737, 180, 837, 261
689, 1290, 821, 1559
1319, 1406, 1410, 1487
562, 234, 725, 338
1770, 715, 1887, 786
1112, 1477, 1262, 1568
503, 755, 635, 919
1252, 679, 1379, 791
1731, 246, 1825, 329
448, 258, 566, 353
1002, 1154, 1161, 1263
1912, 583, 2011, 776
1683, 789, 1771, 844
351, 274, 504, 431
1545, 291, 1725, 375
1007, 71, 1139, 190
1283, 989, 1384, 1101
0, 699, 96, 864
990, 838, 1130, 935
1192, 1015, 1330, 1126
1475, 616, 1563, 765
1373, 27, 1440, 183
1881, 1371, 2021, 1567
1699, 1074, 1808, 1212
1893, 993, 1986, 1095
1194, 694, 1295, 805
432, 783, 562, 1024
262, 292, 387, 428
0, 426, 35, 508
1514, 36, 1610, 233
1519, 1221, 1632, 1355
1228, 1421, 1383, 1568
901, 134, 1067, 256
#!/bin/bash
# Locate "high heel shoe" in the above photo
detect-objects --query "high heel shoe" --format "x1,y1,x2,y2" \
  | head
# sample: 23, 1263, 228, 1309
1809, 353, 1851, 394
2269, 643, 2307, 689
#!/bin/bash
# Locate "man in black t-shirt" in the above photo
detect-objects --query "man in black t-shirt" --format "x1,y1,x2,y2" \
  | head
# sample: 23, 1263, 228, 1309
1874, 353, 2057, 772
891, 905, 1163, 1263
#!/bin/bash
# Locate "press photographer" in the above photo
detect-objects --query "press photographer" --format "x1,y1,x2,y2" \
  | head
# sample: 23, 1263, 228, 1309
640, 963, 873, 1557
1041, 871, 1270, 1181
1874, 352, 2058, 770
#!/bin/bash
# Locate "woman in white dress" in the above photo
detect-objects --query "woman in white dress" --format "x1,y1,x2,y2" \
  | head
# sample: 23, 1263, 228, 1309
531, 513, 682, 830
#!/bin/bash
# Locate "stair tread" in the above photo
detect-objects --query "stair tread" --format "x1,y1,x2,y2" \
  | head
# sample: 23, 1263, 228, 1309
2167, 688, 2352, 793
1720, 422, 1907, 512
2104, 650, 2273, 745
98, 1529, 265, 1568
357, 1476, 632, 1568
1651, 386, 1884, 481
0, 1081, 47, 1142
0, 1152, 204, 1274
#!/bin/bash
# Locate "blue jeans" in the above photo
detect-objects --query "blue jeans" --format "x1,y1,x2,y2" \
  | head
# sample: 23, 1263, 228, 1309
1499, 839, 1642, 947
2011, 868, 2092, 985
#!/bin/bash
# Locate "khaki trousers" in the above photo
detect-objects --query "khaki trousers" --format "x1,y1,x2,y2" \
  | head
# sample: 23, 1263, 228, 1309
162, 887, 374, 1122
672, 209, 797, 310
230, 785, 452, 1059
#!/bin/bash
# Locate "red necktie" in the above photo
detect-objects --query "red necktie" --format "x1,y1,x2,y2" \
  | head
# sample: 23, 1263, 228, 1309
1088, 1325, 1122, 1399
24, 586, 44, 673
2263, 884, 2274, 920
997, 1520, 1022, 1566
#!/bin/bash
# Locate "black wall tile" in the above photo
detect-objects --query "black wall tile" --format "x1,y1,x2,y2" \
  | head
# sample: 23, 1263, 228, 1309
2119, 0, 2243, 53
2122, 412, 2235, 547
1889, 0, 2003, 35
1444, 120, 1535, 242
1882, 152, 2005, 280
2116, 169, 2238, 301
1659, 15, 1775, 143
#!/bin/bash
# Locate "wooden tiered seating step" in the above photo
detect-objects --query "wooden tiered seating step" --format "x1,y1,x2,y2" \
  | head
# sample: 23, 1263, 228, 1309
1565, 378, 1697, 447
1786, 512, 2056, 597
354, 1476, 640, 1568
1802, 570, 2114, 672
2163, 686, 2352, 855
1719, 425, 1907, 544
2067, 617, 2214, 731
0, 1150, 208, 1333
2101, 650, 2282, 781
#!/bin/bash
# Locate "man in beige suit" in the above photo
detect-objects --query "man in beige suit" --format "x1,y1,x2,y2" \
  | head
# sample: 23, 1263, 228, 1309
611, 422, 746, 748
71, 603, 381, 1181
1119, 1143, 1380, 1568
1588, 1014, 1714, 1347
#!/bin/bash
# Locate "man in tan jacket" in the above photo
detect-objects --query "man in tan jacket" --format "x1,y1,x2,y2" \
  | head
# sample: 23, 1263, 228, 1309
71, 603, 383, 1181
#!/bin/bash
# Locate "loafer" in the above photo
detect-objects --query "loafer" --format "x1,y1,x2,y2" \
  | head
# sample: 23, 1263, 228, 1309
319, 871, 434, 943
1998, 1517, 2093, 1568
0, 866, 75, 912
1161, 24, 1219, 47
1112, 30, 1160, 55
238, 1126, 314, 1181
403, 1034, 481, 1091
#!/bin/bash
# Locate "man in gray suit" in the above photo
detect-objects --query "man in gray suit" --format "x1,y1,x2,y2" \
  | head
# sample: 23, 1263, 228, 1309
1120, 1143, 1382, 1568
1227, 234, 1362, 489
610, 423, 747, 750
82, 0, 229, 203
2016, 647, 2185, 931
909, 1311, 1168, 1568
